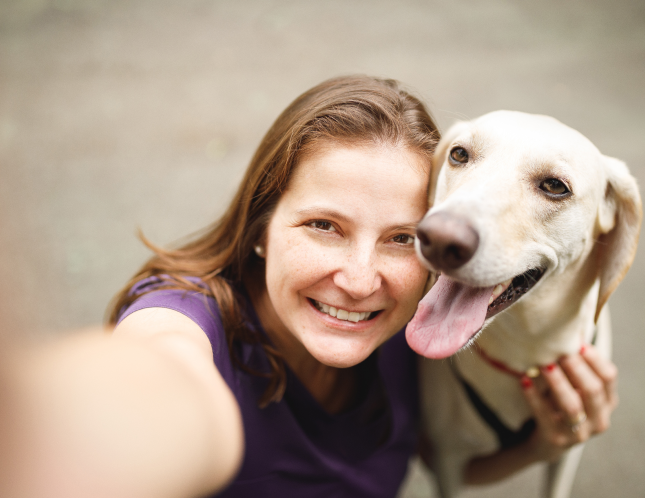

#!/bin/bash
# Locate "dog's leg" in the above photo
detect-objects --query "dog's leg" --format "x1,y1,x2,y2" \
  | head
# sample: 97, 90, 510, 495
544, 444, 584, 498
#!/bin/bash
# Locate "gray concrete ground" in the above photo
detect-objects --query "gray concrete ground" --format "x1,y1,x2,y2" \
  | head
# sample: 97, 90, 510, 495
1, 0, 644, 496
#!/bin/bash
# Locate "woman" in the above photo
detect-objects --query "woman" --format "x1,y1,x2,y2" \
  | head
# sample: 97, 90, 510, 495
110, 75, 435, 496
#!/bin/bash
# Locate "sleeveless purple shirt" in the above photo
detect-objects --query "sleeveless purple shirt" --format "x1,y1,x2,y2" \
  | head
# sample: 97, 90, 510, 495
117, 278, 419, 497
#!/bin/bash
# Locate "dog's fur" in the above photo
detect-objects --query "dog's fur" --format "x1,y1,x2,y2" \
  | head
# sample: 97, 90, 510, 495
415, 111, 642, 497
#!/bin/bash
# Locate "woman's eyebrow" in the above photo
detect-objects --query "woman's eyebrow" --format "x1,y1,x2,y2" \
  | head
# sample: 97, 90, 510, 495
295, 207, 352, 223
394, 224, 419, 232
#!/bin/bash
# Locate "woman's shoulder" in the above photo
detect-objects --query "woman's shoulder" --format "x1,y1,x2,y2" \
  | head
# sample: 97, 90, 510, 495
116, 275, 233, 378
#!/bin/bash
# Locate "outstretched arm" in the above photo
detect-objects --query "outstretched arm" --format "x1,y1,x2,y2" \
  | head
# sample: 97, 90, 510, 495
0, 309, 244, 498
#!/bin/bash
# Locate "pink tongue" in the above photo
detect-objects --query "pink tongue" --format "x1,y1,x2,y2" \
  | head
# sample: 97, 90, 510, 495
406, 275, 494, 359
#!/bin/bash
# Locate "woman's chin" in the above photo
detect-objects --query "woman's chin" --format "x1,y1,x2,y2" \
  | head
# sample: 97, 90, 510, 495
304, 335, 379, 369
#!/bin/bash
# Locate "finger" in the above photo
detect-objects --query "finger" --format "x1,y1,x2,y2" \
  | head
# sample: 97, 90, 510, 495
559, 354, 607, 423
579, 344, 618, 402
560, 355, 617, 433
521, 376, 573, 448
521, 376, 558, 428
540, 363, 586, 427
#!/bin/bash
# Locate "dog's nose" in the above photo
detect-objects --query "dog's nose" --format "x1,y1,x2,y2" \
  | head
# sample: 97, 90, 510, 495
417, 212, 479, 270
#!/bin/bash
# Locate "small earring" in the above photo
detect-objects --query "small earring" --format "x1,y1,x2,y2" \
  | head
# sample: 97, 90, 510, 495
254, 244, 265, 258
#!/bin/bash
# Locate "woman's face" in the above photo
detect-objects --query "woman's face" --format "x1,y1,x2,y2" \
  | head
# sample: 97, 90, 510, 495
261, 144, 430, 368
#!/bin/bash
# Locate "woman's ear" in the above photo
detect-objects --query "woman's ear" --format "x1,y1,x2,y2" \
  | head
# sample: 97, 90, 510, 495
429, 121, 470, 206
595, 155, 643, 322
254, 244, 266, 258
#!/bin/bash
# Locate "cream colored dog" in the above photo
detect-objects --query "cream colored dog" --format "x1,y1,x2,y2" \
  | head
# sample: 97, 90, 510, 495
406, 111, 642, 497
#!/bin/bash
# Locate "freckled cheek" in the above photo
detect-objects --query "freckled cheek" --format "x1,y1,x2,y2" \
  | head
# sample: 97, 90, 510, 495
268, 233, 340, 291
386, 257, 428, 304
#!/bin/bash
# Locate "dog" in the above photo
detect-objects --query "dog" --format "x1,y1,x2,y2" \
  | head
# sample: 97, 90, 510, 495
406, 111, 642, 497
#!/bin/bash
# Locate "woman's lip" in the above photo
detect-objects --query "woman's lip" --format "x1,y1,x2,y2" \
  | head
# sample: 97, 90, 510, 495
310, 298, 378, 315
307, 298, 383, 327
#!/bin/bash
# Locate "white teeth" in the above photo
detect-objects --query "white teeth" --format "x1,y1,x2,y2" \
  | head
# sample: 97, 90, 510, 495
488, 278, 514, 305
489, 284, 503, 304
313, 300, 373, 322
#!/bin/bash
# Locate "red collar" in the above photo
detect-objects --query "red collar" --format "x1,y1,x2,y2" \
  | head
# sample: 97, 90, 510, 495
476, 347, 540, 379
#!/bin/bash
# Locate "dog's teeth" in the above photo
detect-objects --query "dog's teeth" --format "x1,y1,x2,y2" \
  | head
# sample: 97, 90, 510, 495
489, 284, 504, 304
322, 303, 330, 313
488, 279, 515, 305
329, 306, 338, 317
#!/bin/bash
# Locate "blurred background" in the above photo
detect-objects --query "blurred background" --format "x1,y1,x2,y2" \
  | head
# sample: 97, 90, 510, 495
0, 0, 643, 496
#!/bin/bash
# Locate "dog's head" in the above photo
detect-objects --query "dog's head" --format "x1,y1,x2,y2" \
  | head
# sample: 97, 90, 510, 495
407, 111, 642, 358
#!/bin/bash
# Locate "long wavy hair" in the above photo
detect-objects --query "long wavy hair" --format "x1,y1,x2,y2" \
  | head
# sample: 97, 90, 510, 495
108, 75, 440, 407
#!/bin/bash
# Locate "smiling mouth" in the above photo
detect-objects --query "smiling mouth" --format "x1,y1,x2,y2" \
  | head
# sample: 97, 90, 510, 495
309, 299, 382, 323
485, 267, 545, 319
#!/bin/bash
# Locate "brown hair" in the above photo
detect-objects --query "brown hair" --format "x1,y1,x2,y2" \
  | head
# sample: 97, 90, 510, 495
108, 75, 440, 406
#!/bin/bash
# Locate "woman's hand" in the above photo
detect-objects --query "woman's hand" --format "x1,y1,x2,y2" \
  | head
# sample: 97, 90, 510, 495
464, 344, 618, 485
521, 343, 619, 463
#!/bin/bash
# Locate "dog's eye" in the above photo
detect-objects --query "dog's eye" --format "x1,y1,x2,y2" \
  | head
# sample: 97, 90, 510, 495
539, 179, 570, 196
449, 147, 469, 164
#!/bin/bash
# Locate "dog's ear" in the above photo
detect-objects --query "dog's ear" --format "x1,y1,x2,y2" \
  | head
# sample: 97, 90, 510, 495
595, 155, 643, 322
429, 121, 470, 206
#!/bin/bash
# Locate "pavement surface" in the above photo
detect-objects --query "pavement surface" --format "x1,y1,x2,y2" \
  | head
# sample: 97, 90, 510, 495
1, 0, 644, 496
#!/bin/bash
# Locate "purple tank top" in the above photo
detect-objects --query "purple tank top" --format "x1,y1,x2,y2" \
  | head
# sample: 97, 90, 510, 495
118, 278, 419, 498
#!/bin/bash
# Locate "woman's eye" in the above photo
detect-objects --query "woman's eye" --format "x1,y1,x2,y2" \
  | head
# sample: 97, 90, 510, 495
449, 147, 469, 164
391, 234, 415, 245
539, 178, 570, 196
309, 220, 336, 232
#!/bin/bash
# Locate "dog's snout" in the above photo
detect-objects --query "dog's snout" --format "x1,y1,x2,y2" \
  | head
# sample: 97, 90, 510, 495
417, 212, 479, 270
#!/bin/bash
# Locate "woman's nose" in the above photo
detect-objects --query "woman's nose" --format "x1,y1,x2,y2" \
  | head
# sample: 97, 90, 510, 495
332, 246, 382, 300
